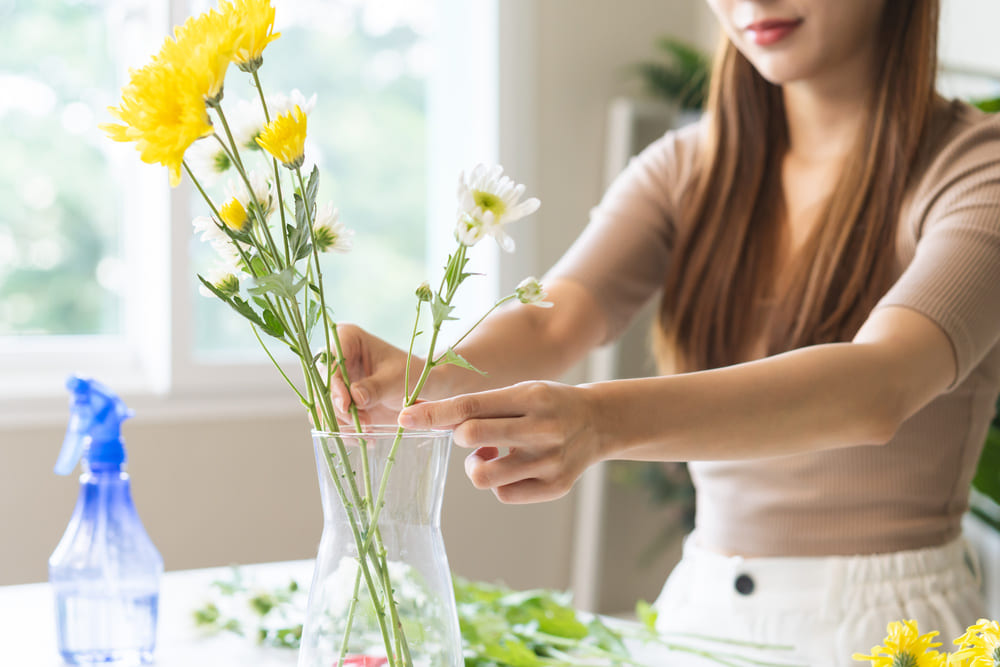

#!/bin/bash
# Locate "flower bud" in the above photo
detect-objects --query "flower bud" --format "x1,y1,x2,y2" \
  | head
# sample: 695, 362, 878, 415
454, 213, 486, 247
415, 282, 433, 302
515, 277, 553, 308
199, 270, 241, 299
219, 197, 251, 233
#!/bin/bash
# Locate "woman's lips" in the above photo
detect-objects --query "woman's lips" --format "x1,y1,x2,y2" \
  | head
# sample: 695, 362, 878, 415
744, 18, 803, 46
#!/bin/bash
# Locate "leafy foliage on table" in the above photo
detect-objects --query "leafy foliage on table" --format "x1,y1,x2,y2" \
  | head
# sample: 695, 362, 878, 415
193, 567, 805, 666
454, 577, 634, 666
192, 568, 640, 665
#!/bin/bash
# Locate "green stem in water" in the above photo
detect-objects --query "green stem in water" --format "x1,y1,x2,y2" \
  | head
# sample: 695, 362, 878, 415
336, 561, 363, 667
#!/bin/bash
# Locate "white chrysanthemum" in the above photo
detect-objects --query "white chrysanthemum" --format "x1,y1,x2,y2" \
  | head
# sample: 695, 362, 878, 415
455, 164, 540, 252
515, 277, 553, 308
225, 170, 275, 220
230, 90, 317, 152
185, 136, 232, 186
192, 215, 245, 269
270, 89, 317, 118
312, 202, 353, 253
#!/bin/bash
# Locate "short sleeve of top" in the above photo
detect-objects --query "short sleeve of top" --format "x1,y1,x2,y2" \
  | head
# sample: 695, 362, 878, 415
874, 107, 1000, 388
545, 122, 704, 344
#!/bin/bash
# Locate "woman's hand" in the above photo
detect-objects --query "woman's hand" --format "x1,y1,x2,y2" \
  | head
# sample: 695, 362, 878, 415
330, 324, 424, 426
397, 381, 605, 504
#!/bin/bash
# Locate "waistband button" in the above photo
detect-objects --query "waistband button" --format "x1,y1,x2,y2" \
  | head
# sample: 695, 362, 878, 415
734, 573, 754, 595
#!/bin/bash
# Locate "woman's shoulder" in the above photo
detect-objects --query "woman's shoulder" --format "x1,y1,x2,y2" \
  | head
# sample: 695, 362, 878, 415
916, 98, 1000, 180
617, 117, 707, 204
906, 98, 1000, 225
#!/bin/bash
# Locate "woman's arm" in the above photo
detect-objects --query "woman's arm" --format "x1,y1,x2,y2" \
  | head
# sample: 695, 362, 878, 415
596, 304, 955, 461
397, 305, 956, 503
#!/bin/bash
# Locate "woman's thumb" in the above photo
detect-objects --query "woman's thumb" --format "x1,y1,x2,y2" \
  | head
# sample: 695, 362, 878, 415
350, 382, 374, 408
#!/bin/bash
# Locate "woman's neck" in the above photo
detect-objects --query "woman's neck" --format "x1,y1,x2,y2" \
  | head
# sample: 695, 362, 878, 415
781, 44, 879, 164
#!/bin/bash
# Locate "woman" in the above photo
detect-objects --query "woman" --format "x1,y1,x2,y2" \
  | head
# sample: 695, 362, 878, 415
333, 1, 1000, 663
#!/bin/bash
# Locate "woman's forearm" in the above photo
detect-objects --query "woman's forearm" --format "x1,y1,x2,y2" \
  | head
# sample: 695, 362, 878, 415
590, 339, 942, 463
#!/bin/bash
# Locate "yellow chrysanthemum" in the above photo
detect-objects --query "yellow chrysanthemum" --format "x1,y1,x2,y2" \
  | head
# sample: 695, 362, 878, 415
160, 8, 237, 105
219, 197, 250, 232
100, 54, 214, 187
220, 0, 281, 71
951, 619, 1000, 667
255, 105, 307, 169
853, 620, 948, 667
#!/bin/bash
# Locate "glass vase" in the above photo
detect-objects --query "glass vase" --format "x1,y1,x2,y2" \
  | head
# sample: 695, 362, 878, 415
299, 427, 462, 667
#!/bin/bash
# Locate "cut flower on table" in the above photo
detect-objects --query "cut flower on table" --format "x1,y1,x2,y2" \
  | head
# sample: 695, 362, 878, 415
853, 618, 1000, 667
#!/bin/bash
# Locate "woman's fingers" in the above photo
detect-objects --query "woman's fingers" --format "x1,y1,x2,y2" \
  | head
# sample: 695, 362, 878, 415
399, 381, 548, 430
492, 477, 575, 504
464, 444, 563, 491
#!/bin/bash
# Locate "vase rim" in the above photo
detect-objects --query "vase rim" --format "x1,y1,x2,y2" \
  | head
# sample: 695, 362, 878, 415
311, 425, 452, 438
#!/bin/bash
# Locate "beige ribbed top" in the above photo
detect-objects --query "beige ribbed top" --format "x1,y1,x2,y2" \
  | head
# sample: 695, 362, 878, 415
549, 100, 1000, 556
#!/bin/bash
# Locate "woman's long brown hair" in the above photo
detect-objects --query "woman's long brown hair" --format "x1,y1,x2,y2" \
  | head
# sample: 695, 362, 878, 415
656, 1, 940, 373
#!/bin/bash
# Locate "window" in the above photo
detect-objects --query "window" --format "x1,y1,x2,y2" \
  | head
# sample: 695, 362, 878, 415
0, 0, 502, 421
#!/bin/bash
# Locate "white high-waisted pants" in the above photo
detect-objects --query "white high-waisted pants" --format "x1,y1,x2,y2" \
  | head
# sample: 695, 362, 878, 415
652, 534, 986, 666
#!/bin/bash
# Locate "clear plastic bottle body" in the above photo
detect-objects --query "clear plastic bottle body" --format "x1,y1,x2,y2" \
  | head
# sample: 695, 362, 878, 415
49, 466, 163, 665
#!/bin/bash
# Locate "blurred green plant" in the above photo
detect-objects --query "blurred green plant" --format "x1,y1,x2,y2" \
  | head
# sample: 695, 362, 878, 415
967, 96, 1000, 529
633, 38, 711, 111
610, 461, 695, 568
974, 97, 1000, 113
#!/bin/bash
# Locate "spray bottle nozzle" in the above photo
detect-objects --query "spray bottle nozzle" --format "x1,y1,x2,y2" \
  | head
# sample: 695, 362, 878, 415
54, 375, 134, 476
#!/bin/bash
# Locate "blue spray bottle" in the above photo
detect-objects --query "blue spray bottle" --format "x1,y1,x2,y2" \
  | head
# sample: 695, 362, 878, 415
49, 376, 163, 665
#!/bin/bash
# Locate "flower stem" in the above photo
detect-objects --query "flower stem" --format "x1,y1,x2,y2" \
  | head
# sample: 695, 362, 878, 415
403, 301, 421, 407
336, 559, 363, 666
250, 324, 309, 407
433, 294, 515, 364
212, 104, 285, 270
251, 70, 291, 267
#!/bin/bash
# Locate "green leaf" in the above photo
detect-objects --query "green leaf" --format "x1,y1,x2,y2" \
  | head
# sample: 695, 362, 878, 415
290, 193, 311, 260
480, 637, 543, 667
305, 165, 320, 210
261, 309, 285, 338
635, 599, 658, 632
247, 268, 307, 301
439, 347, 486, 376
249, 593, 276, 617
430, 294, 456, 326
199, 275, 270, 329
230, 297, 267, 327
249, 255, 269, 276
501, 591, 588, 640
587, 616, 630, 655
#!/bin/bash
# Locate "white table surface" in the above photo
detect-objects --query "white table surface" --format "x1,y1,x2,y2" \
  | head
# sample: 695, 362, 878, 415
2, 560, 316, 666
2, 561, 693, 667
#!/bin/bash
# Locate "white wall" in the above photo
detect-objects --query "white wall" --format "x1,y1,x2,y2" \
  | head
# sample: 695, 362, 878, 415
0, 1, 710, 588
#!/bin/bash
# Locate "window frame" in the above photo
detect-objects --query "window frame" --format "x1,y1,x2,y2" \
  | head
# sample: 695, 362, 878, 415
0, 0, 534, 428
